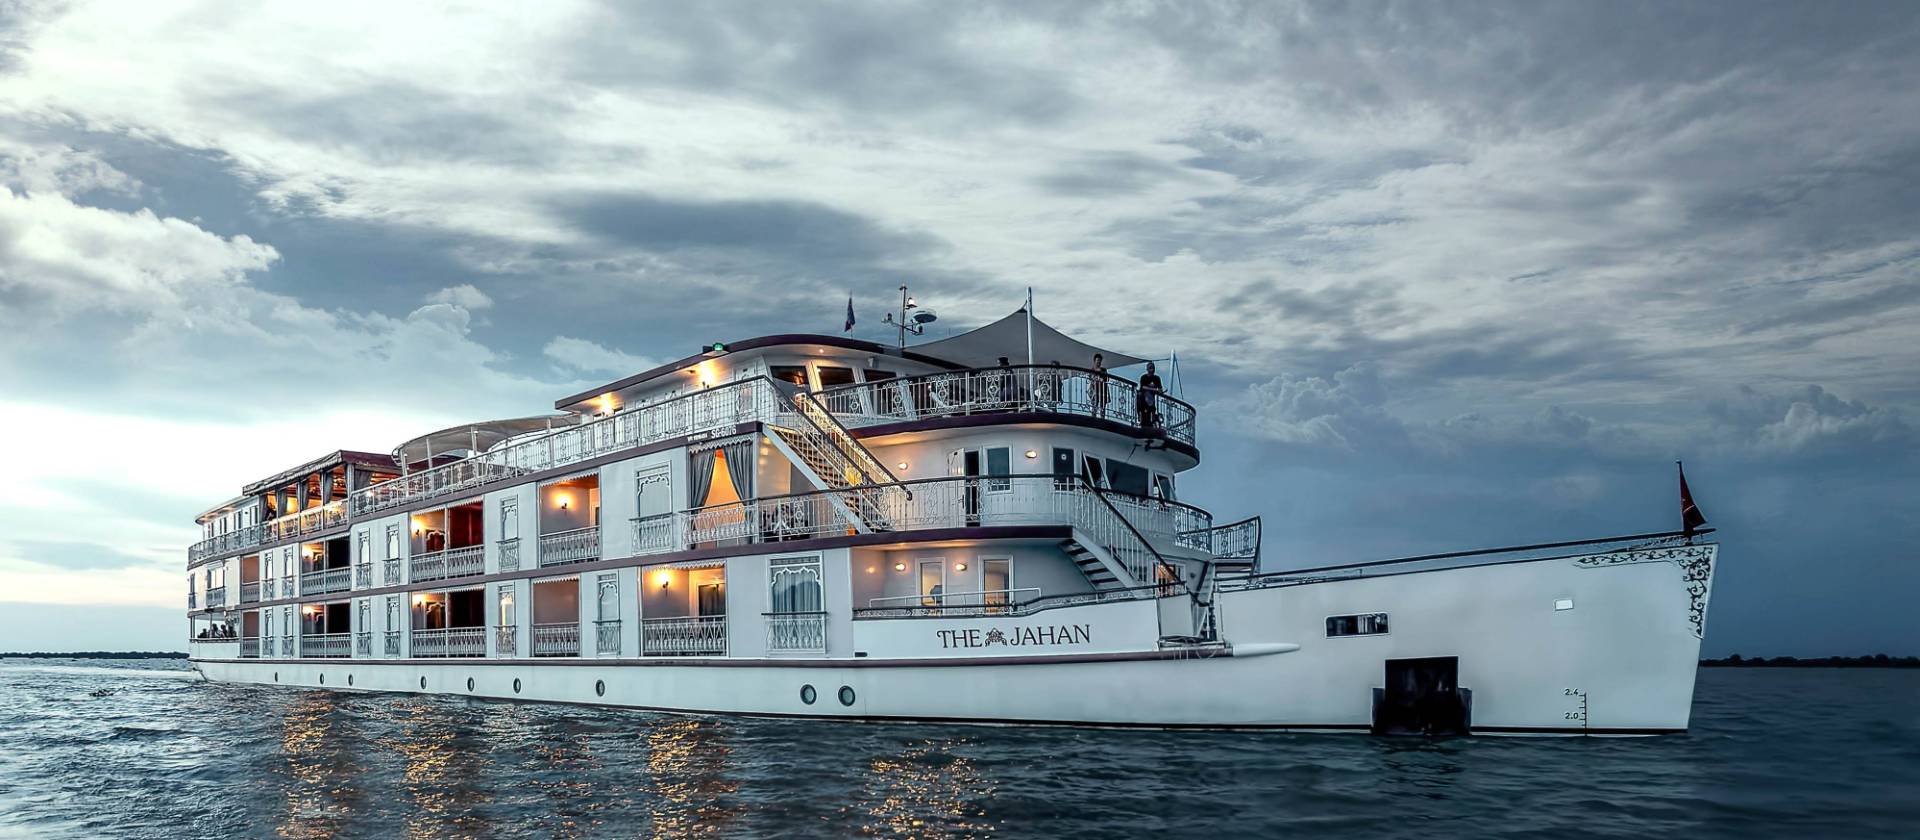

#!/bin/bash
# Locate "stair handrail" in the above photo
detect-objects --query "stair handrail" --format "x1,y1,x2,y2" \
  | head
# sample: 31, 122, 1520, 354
1079, 477, 1193, 602
774, 382, 913, 500
1181, 515, 1262, 563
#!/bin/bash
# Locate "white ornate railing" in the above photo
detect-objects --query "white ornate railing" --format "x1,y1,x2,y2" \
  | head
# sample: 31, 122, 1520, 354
349, 378, 779, 517
532, 622, 580, 656
300, 567, 351, 595
205, 588, 228, 609
302, 633, 351, 658
384, 630, 401, 656
595, 619, 622, 655
814, 364, 1197, 446
240, 582, 260, 604
498, 539, 521, 572
354, 563, 372, 589
642, 615, 726, 656
240, 636, 260, 658
538, 527, 600, 567
262, 579, 276, 600
382, 557, 401, 585
355, 632, 372, 657
764, 612, 826, 654
630, 514, 677, 555
496, 626, 517, 657
410, 627, 485, 658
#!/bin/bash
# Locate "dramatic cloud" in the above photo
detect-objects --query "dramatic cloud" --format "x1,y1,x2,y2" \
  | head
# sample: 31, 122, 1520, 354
0, 0, 1914, 654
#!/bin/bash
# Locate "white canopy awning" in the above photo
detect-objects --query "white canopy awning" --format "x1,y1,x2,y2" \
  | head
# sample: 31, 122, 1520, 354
909, 309, 1149, 369
393, 414, 580, 464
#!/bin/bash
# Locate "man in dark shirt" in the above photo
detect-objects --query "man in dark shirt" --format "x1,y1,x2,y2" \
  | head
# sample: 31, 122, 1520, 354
1137, 361, 1164, 432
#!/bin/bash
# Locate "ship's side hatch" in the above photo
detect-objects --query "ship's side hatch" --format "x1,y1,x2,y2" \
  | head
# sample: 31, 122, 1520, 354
1371, 656, 1472, 736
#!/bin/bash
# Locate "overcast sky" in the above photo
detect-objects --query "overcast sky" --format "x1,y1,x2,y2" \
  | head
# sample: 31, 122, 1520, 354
1, 1, 1915, 655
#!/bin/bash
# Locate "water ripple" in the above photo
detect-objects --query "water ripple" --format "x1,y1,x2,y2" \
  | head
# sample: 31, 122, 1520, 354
0, 660, 1915, 838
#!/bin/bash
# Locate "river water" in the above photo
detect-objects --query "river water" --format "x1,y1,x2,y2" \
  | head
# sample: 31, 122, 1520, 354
0, 660, 1914, 838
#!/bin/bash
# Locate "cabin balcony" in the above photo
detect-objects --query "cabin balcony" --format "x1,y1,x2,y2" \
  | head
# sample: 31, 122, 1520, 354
410, 545, 484, 583
266, 499, 349, 543
298, 601, 353, 657
298, 536, 353, 595
814, 364, 1198, 447
411, 589, 485, 657
537, 474, 601, 566
642, 616, 727, 656
188, 523, 266, 563
408, 501, 485, 582
531, 577, 581, 656
204, 587, 228, 609
640, 564, 727, 656
410, 627, 485, 658
301, 633, 351, 658
240, 636, 260, 658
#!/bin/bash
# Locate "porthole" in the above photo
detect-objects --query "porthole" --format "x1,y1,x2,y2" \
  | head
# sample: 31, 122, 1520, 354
273, 672, 279, 682
513, 678, 522, 694
348, 674, 354, 687
467, 677, 475, 692
800, 684, 817, 705
837, 685, 856, 707
420, 676, 427, 690
318, 673, 325, 685
595, 679, 606, 697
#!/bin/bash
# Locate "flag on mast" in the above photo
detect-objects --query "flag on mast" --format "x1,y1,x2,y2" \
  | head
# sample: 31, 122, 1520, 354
844, 296, 856, 332
1678, 461, 1707, 535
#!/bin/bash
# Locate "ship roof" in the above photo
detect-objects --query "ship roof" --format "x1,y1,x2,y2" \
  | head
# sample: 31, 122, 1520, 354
908, 308, 1150, 369
392, 414, 581, 465
553, 333, 962, 411
240, 449, 398, 496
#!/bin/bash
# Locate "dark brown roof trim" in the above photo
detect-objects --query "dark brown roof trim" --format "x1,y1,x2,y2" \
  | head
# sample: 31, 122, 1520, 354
242, 449, 399, 495
553, 333, 965, 410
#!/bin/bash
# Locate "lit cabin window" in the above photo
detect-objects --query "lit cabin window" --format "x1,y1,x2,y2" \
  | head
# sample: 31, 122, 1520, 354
1326, 613, 1390, 637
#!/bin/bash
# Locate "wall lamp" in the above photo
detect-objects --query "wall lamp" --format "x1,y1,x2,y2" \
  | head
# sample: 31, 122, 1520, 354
893, 562, 907, 572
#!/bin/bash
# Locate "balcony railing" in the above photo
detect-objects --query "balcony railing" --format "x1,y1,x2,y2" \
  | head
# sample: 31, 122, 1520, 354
642, 615, 727, 656
355, 632, 372, 657
384, 630, 401, 656
354, 563, 372, 589
262, 579, 276, 600
281, 636, 294, 656
496, 626, 517, 657
765, 612, 826, 654
240, 636, 260, 658
239, 582, 261, 604
204, 588, 227, 609
280, 574, 294, 597
1183, 516, 1262, 564
595, 619, 622, 655
498, 538, 521, 572
269, 500, 350, 543
350, 377, 780, 517
300, 567, 352, 595
410, 545, 484, 583
679, 475, 1210, 576
382, 557, 401, 585
532, 622, 580, 657
410, 627, 485, 658
857, 583, 1163, 619
814, 364, 1197, 446
538, 527, 600, 567
187, 591, 197, 609
630, 513, 677, 555
188, 523, 267, 563
302, 633, 351, 658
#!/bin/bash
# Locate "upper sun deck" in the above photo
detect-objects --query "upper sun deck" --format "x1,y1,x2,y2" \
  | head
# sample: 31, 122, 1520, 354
188, 310, 1197, 566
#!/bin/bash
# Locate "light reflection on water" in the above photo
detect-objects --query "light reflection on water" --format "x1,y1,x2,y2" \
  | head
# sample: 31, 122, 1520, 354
0, 663, 1915, 839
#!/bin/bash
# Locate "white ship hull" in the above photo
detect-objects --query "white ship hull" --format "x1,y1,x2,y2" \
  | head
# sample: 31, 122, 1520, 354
194, 543, 1715, 734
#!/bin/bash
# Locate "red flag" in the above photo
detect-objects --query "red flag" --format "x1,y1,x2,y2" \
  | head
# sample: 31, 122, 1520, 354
1678, 461, 1707, 534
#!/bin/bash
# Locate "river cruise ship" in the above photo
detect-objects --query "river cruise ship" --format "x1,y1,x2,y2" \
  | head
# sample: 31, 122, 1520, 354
185, 308, 1718, 734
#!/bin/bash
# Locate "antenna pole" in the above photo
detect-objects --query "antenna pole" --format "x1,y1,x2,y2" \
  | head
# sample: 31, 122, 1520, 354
1025, 287, 1035, 399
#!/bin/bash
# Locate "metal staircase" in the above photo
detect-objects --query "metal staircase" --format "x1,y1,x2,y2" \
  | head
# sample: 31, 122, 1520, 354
764, 384, 909, 533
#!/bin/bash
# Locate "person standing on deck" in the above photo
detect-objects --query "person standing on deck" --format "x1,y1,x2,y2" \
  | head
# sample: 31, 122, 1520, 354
995, 356, 1016, 409
1137, 361, 1164, 433
1089, 353, 1108, 419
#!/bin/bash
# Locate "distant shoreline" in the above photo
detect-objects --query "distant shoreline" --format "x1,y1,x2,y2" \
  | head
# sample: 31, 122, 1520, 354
1700, 654, 1917, 669
0, 651, 188, 660
1, 651, 1915, 667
